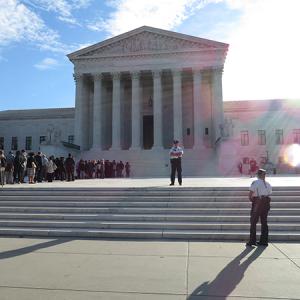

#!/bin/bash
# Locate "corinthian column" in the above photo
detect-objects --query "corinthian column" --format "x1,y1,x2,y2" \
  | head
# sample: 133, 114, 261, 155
130, 71, 141, 150
172, 69, 183, 143
212, 68, 224, 146
73, 73, 84, 149
111, 72, 121, 150
92, 73, 103, 149
193, 69, 204, 149
152, 70, 163, 149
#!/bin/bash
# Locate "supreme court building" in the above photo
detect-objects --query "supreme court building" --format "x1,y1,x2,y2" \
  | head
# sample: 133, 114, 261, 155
67, 26, 228, 176
3, 26, 299, 176
6, 26, 299, 176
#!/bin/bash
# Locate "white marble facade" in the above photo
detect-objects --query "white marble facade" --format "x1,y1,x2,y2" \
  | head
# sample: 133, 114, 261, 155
0, 108, 74, 156
68, 26, 228, 153
2, 100, 300, 175
0, 26, 230, 176
65, 26, 228, 175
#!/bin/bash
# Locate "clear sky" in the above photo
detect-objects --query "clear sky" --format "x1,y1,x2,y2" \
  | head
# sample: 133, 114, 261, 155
1, 0, 300, 111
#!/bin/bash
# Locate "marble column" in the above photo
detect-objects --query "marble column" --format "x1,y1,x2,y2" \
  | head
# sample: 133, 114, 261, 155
130, 71, 141, 150
92, 73, 103, 149
111, 72, 121, 150
152, 70, 163, 149
193, 69, 204, 149
172, 69, 183, 143
212, 68, 224, 146
73, 73, 84, 149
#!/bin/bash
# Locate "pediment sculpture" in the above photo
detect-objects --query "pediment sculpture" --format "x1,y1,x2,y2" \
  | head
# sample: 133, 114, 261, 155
79, 31, 215, 57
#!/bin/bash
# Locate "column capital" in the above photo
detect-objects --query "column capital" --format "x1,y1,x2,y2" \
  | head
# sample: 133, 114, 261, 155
152, 70, 162, 79
171, 69, 183, 77
130, 71, 140, 80
111, 72, 121, 80
192, 69, 202, 76
73, 73, 84, 83
93, 73, 103, 82
211, 67, 224, 75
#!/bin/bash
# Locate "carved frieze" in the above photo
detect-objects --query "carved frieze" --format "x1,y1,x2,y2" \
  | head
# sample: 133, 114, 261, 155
79, 32, 214, 57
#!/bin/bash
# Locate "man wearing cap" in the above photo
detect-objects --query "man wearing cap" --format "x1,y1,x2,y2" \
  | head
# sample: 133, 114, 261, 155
246, 168, 272, 246
169, 140, 184, 186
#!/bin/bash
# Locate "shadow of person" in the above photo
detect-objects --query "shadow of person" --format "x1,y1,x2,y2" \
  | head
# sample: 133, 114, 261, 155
187, 246, 266, 300
0, 238, 72, 260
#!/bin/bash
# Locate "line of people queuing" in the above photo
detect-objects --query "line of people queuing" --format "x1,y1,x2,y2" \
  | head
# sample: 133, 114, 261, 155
0, 150, 76, 185
0, 150, 131, 186
76, 159, 130, 179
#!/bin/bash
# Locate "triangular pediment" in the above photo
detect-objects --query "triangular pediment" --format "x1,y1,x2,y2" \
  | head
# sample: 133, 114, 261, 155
68, 26, 228, 59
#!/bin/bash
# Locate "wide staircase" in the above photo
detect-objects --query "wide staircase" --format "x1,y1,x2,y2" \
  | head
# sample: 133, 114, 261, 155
0, 187, 300, 241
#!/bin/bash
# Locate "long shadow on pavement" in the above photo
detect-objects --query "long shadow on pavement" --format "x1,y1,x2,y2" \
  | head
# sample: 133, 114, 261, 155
0, 238, 72, 260
187, 246, 266, 299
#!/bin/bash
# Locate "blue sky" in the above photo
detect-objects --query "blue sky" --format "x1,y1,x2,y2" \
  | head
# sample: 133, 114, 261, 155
1, 0, 300, 111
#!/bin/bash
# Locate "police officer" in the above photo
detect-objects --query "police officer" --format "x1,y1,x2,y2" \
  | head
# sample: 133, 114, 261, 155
169, 140, 183, 186
246, 168, 272, 246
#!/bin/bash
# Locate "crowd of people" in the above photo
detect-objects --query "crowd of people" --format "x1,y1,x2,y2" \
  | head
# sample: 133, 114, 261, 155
0, 150, 131, 186
76, 159, 130, 179
237, 158, 277, 177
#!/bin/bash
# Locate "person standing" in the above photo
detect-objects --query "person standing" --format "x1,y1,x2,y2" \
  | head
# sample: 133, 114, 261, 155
46, 156, 57, 182
65, 153, 75, 181
112, 160, 116, 178
41, 154, 49, 181
100, 159, 105, 179
249, 158, 257, 178
5, 151, 15, 184
26, 152, 37, 184
13, 151, 23, 184
20, 149, 27, 183
35, 152, 43, 182
246, 168, 272, 246
169, 140, 184, 186
0, 151, 6, 186
125, 162, 130, 178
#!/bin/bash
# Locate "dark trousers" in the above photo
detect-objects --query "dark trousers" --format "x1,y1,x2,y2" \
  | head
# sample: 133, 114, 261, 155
66, 168, 74, 181
13, 168, 22, 183
249, 197, 270, 243
47, 173, 53, 182
170, 158, 182, 184
36, 167, 43, 182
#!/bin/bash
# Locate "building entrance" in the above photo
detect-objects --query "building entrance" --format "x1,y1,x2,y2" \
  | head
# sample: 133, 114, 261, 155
143, 115, 153, 149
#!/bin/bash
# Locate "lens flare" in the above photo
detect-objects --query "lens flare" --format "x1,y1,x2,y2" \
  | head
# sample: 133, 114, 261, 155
284, 144, 300, 167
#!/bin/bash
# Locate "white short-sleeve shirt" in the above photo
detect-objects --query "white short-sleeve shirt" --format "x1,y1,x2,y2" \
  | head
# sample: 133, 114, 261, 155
169, 146, 184, 159
249, 179, 272, 197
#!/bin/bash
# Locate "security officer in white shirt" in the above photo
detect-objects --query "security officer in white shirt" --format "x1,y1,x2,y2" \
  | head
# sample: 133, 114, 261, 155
169, 140, 184, 186
246, 168, 272, 246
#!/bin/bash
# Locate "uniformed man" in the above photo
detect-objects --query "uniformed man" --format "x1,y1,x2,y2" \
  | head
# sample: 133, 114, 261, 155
246, 168, 272, 246
169, 140, 184, 186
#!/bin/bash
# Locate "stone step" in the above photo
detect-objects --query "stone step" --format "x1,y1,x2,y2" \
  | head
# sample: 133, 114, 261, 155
0, 227, 299, 241
1, 213, 300, 222
0, 220, 299, 231
3, 188, 300, 196
1, 201, 300, 208
0, 206, 299, 215
2, 195, 300, 202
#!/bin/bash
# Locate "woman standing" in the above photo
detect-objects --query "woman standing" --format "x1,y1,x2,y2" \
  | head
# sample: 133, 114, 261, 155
26, 152, 37, 184
46, 156, 57, 182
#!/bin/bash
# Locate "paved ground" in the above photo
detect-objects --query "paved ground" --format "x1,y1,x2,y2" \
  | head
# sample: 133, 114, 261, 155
0, 237, 300, 299
1, 175, 300, 188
